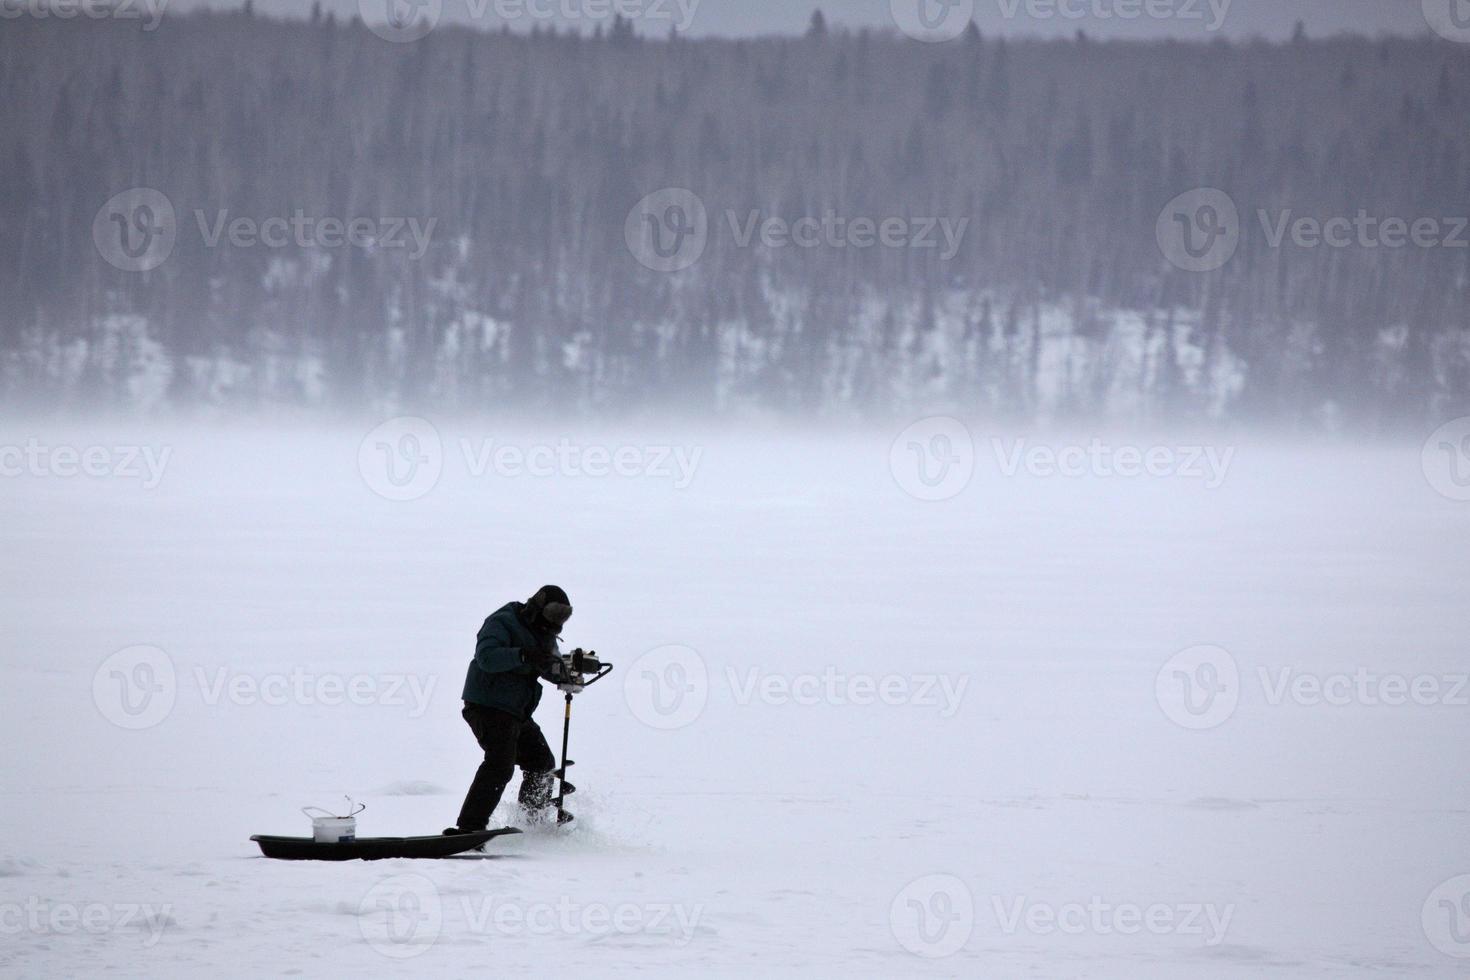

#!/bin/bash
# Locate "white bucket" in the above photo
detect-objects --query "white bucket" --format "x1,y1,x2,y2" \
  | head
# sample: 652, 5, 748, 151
302, 800, 365, 843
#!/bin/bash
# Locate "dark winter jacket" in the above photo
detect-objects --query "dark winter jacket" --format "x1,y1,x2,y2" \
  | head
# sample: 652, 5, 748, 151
461, 602, 556, 720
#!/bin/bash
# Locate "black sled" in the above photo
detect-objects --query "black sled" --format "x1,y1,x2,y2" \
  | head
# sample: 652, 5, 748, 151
250, 828, 521, 861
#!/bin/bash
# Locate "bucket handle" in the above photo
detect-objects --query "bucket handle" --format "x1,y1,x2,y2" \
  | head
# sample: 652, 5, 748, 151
302, 798, 367, 821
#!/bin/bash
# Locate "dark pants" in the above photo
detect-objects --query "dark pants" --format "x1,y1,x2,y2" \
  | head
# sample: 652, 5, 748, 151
455, 702, 556, 831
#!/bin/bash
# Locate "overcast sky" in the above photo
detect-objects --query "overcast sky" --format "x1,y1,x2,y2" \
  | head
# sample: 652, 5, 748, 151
168, 0, 1435, 40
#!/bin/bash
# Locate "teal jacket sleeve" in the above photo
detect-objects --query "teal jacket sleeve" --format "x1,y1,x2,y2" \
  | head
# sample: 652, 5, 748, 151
473, 614, 525, 673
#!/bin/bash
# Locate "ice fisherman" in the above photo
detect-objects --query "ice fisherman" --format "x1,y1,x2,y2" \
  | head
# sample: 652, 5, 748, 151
445, 585, 573, 835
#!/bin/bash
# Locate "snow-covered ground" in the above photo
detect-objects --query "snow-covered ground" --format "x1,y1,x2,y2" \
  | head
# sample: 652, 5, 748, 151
2, 420, 1468, 977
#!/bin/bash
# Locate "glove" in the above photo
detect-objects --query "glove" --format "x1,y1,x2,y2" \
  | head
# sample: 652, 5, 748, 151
520, 645, 560, 674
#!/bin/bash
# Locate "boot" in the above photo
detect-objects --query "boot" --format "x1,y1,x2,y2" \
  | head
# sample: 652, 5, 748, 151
517, 770, 557, 822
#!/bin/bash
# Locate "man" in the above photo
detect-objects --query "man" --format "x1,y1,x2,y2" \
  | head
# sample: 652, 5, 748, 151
446, 585, 572, 834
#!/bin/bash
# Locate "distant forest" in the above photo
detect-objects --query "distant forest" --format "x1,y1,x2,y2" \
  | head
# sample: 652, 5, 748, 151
2, 9, 1468, 429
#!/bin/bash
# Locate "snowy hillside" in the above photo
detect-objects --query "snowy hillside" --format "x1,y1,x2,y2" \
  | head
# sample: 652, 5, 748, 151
5, 17, 1469, 428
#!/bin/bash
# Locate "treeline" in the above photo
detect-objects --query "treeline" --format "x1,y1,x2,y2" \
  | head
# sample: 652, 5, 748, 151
1, 9, 1467, 429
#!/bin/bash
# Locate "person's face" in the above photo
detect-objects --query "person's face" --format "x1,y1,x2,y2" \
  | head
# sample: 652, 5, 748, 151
541, 601, 572, 634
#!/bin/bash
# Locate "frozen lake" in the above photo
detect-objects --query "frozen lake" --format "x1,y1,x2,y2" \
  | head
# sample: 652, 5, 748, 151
2, 421, 1468, 976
